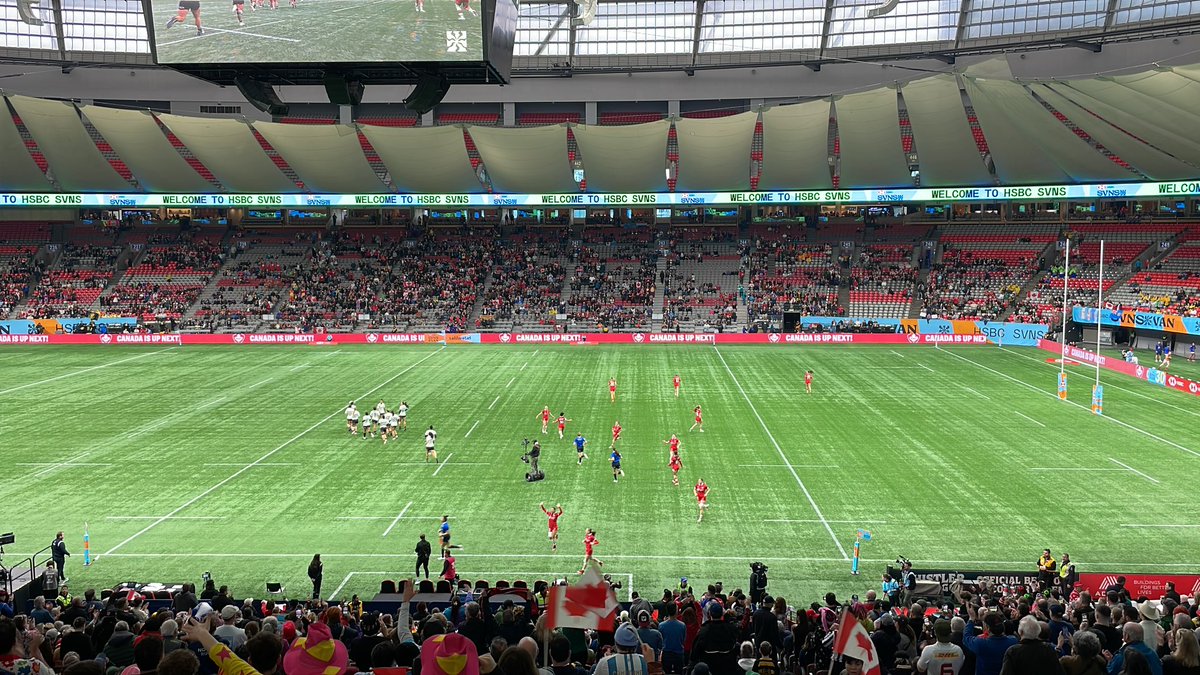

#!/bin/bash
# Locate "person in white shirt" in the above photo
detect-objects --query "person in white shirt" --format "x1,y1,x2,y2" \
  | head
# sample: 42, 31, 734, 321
345, 402, 357, 433
213, 605, 246, 651
360, 413, 372, 439
425, 425, 438, 462
397, 402, 409, 431
917, 619, 964, 675
369, 409, 381, 438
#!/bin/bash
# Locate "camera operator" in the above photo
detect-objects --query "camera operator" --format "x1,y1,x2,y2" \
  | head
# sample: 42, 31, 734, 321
899, 559, 916, 606
749, 563, 768, 608
528, 440, 541, 476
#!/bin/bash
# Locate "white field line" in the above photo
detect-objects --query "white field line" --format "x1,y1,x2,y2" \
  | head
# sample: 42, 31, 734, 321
203, 25, 300, 42
104, 516, 225, 520
520, 362, 529, 372
432, 453, 454, 477
393, 461, 488, 466
30, 451, 92, 479
0, 348, 175, 395
889, 350, 905, 358
506, 377, 515, 388
247, 378, 274, 389
713, 346, 848, 560
953, 382, 993, 401
290, 364, 312, 371
937, 348, 1200, 459
197, 396, 228, 409
999, 346, 1200, 421
104, 347, 444, 554
488, 395, 501, 410
740, 464, 838, 468
155, 16, 290, 46
17, 462, 111, 467
1029, 467, 1124, 472
464, 421, 480, 438
765, 519, 888, 524
382, 501, 414, 537
62, 551, 1200, 569
1119, 524, 1200, 528
202, 462, 299, 467
1014, 411, 1046, 427
1109, 458, 1160, 484
917, 362, 935, 373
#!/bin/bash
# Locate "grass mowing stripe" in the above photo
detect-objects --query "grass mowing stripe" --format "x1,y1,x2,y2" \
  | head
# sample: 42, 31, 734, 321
0, 347, 175, 395
712, 346, 849, 561
103, 347, 444, 554
938, 348, 1200, 460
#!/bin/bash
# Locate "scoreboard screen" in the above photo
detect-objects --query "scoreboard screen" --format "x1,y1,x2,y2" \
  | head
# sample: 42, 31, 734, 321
150, 0, 485, 64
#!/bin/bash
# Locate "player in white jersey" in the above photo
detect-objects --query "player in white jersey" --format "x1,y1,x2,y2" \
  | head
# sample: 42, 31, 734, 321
381, 411, 393, 444
397, 402, 409, 431
345, 402, 358, 433
360, 412, 372, 439
387, 411, 399, 440
424, 425, 438, 463
916, 620, 963, 675
369, 409, 382, 438
375, 399, 386, 417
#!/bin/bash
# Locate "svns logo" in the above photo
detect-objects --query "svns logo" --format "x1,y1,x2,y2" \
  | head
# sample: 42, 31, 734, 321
16, 0, 45, 26
445, 30, 468, 53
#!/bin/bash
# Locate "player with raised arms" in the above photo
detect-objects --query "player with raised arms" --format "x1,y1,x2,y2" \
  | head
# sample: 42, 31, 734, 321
537, 406, 551, 434
694, 478, 709, 522
540, 502, 563, 551
689, 405, 704, 433
609, 377, 617, 403
663, 434, 682, 486
579, 528, 603, 573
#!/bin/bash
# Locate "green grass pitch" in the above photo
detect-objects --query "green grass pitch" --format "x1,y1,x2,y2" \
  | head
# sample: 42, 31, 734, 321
4, 343, 1199, 605
151, 0, 484, 64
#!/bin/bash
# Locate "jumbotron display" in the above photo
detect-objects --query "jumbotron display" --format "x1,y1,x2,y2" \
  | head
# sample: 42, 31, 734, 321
151, 0, 485, 63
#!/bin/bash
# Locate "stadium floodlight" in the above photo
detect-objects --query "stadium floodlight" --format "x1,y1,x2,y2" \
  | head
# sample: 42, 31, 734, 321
572, 0, 597, 27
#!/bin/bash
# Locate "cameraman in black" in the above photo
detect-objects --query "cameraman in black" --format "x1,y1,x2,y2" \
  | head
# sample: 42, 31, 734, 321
749, 562, 768, 608
899, 559, 916, 606
528, 440, 541, 477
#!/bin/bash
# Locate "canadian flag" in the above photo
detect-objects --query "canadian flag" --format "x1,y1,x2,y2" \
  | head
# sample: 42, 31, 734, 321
832, 609, 881, 675
544, 566, 619, 631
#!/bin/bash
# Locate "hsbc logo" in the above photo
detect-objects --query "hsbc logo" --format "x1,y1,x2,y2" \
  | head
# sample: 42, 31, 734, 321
233, 334, 245, 343
499, 333, 511, 343
907, 333, 920, 344
1169, 376, 1178, 387
768, 333, 780, 343
1190, 382, 1199, 394
100, 334, 111, 343
366, 333, 378, 343
633, 333, 645, 343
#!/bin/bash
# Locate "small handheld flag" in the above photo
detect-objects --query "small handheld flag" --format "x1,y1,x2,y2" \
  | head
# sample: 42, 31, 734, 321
83, 523, 91, 566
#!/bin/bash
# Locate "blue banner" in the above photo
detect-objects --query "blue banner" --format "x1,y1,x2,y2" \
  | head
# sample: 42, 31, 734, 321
1073, 307, 1200, 336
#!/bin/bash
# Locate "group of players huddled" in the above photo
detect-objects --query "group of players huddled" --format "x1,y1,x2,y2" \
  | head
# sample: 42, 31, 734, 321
345, 399, 411, 442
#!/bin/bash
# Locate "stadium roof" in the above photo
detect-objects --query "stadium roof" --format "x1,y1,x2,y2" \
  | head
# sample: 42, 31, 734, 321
2, 0, 1200, 71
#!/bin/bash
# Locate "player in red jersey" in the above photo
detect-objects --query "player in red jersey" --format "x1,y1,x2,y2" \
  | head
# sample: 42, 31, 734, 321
805, 370, 813, 394
556, 412, 572, 439
663, 434, 682, 485
611, 420, 622, 447
673, 374, 681, 398
536, 406, 551, 434
579, 528, 603, 573
609, 377, 617, 403
540, 502, 563, 551
454, 0, 476, 20
694, 478, 709, 522
689, 405, 704, 433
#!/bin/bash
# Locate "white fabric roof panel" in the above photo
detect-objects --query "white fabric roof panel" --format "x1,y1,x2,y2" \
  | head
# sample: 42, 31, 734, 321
468, 125, 576, 193
80, 105, 212, 193
1030, 84, 1196, 180
157, 114, 296, 193
833, 88, 911, 188
571, 120, 669, 192
759, 99, 832, 190
253, 122, 386, 194
1111, 70, 1200, 117
969, 78, 1124, 182
674, 112, 758, 192
0, 102, 52, 191
900, 76, 992, 186
7, 95, 127, 191
357, 125, 481, 194
962, 78, 1070, 183
1049, 80, 1200, 167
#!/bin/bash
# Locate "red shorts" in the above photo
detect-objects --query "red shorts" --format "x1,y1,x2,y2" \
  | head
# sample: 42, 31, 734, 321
670, 461, 681, 472
695, 416, 702, 423
697, 497, 707, 506
610, 386, 616, 392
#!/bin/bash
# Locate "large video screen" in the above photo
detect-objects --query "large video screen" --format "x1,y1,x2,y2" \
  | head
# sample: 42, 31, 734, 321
150, 0, 484, 63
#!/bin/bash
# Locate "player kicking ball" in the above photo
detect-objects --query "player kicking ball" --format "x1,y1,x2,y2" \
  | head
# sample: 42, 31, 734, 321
804, 370, 813, 394
540, 502, 562, 551
424, 425, 438, 463
663, 434, 682, 486
610, 448, 624, 482
694, 478, 709, 522
689, 405, 704, 432
164, 0, 203, 35
579, 528, 603, 573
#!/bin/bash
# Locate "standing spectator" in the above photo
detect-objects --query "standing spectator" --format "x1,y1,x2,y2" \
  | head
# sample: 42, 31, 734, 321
918, 619, 964, 675
595, 624, 650, 675
964, 609, 1018, 675
751, 596, 780, 649
51, 533, 70, 583
999, 616, 1063, 675
1090, 605, 1122, 655
213, 606, 246, 651
1106, 624, 1162, 675
308, 555, 323, 600
416, 535, 432, 580
103, 621, 137, 669
1038, 550, 1057, 593
635, 611, 663, 662
1139, 604, 1166, 652
691, 603, 737, 674
658, 604, 686, 675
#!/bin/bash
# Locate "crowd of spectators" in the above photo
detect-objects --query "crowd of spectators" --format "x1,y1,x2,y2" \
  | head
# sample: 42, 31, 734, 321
564, 248, 657, 331
917, 250, 1035, 321
477, 239, 568, 330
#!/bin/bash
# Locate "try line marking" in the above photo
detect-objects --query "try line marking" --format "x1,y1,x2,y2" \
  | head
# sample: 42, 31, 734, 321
713, 346, 849, 561
937, 348, 1200, 460
0, 347, 175, 396
104, 347, 444, 554
1013, 411, 1046, 427
381, 501, 414, 538
1109, 458, 1160, 484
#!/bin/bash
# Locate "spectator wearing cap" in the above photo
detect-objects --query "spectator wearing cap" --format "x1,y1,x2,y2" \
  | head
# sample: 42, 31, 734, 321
1107, 623, 1162, 675
691, 603, 737, 675
964, 609, 1018, 675
595, 624, 650, 675
349, 614, 385, 670
658, 604, 686, 675
635, 611, 663, 662
750, 597, 780, 650
998, 616, 1062, 675
214, 607, 246, 651
917, 619, 964, 675
1140, 603, 1167, 651
423, 634, 480, 675
104, 621, 138, 669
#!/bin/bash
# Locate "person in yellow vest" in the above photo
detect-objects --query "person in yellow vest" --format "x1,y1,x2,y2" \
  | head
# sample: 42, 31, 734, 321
55, 585, 73, 611
1059, 553, 1077, 596
1037, 549, 1057, 592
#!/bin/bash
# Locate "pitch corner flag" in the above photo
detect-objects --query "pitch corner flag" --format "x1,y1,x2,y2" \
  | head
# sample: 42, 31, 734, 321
83, 523, 91, 566
833, 609, 882, 675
